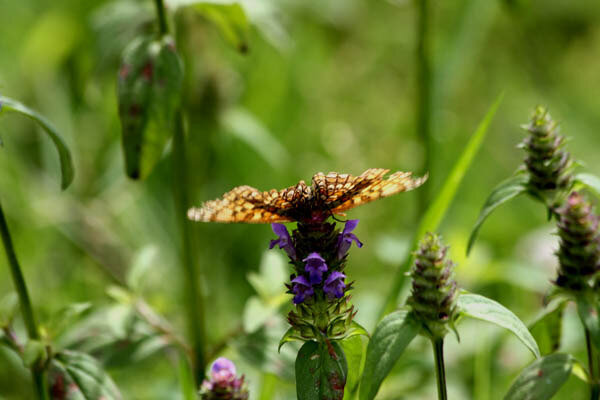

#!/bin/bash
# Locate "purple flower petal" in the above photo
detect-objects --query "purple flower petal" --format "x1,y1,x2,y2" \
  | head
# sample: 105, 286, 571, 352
324, 271, 346, 298
337, 220, 363, 259
291, 275, 314, 304
210, 357, 237, 384
269, 223, 297, 260
303, 252, 328, 284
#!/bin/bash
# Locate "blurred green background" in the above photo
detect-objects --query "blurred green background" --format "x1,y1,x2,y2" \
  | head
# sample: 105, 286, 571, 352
1, 0, 600, 398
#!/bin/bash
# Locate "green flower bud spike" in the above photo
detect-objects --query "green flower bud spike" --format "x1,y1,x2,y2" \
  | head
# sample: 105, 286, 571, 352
554, 191, 600, 292
408, 233, 458, 339
520, 106, 573, 210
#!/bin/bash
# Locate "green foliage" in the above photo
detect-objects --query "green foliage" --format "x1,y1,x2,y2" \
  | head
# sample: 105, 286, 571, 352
359, 310, 420, 400
467, 175, 529, 255
0, 95, 74, 189
380, 93, 503, 317
295, 339, 347, 400
49, 350, 122, 400
188, 2, 250, 53
529, 299, 566, 355
340, 335, 365, 400
117, 35, 183, 179
457, 292, 540, 358
504, 353, 575, 400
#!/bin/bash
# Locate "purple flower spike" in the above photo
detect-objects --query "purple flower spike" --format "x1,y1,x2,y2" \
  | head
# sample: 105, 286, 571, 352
337, 219, 363, 259
303, 252, 328, 284
291, 275, 314, 304
269, 223, 297, 260
211, 357, 237, 384
324, 271, 346, 298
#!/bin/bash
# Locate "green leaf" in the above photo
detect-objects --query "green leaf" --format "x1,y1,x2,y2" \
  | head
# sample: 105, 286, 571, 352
576, 294, 600, 350
467, 174, 529, 254
178, 355, 197, 400
0, 95, 75, 189
340, 335, 366, 400
379, 93, 504, 318
344, 321, 370, 339
296, 339, 348, 400
23, 339, 47, 368
49, 350, 122, 400
503, 353, 574, 400
0, 292, 18, 327
117, 35, 183, 180
47, 302, 92, 339
458, 292, 540, 358
359, 310, 420, 400
575, 172, 600, 197
126, 245, 158, 292
190, 2, 249, 53
278, 326, 304, 352
529, 299, 566, 355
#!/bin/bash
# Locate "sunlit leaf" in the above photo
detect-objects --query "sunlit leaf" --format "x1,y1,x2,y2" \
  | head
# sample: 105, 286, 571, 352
126, 245, 159, 292
380, 93, 504, 317
47, 302, 92, 339
359, 310, 420, 400
467, 174, 529, 254
189, 1, 249, 52
503, 353, 573, 400
296, 339, 347, 400
341, 335, 366, 400
575, 172, 600, 197
117, 35, 183, 180
0, 292, 18, 327
49, 350, 122, 400
0, 95, 75, 189
458, 292, 540, 358
529, 299, 566, 355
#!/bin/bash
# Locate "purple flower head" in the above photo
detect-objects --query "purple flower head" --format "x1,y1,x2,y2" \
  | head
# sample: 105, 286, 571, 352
324, 271, 346, 298
337, 219, 363, 259
210, 357, 237, 385
303, 252, 328, 284
269, 223, 297, 260
291, 275, 314, 304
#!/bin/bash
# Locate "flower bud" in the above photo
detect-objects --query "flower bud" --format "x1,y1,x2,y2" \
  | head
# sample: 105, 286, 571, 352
520, 106, 572, 197
199, 358, 248, 400
408, 233, 458, 339
554, 192, 600, 292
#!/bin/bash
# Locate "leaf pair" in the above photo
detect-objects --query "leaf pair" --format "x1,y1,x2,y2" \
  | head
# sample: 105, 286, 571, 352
360, 292, 540, 400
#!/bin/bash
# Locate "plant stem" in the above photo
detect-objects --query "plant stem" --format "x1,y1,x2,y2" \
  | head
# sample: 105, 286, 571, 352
432, 338, 448, 400
585, 328, 600, 400
152, 0, 206, 384
416, 0, 433, 218
153, 0, 169, 36
0, 201, 48, 400
172, 110, 207, 383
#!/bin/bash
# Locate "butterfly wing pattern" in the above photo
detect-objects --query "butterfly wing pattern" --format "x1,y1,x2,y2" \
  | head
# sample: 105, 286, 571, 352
187, 168, 427, 224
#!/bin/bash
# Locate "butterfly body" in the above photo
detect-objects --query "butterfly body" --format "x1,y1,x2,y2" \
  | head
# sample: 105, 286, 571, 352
188, 168, 427, 224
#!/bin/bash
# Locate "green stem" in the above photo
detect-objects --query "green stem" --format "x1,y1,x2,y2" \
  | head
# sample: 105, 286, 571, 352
585, 328, 600, 400
416, 0, 433, 218
432, 338, 448, 400
153, 0, 169, 36
172, 110, 207, 383
0, 201, 48, 400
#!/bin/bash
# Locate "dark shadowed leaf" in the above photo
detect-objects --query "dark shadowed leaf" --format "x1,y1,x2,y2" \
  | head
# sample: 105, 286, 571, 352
340, 335, 366, 400
49, 350, 122, 400
359, 310, 420, 400
467, 174, 529, 254
296, 339, 347, 400
529, 299, 566, 355
0, 95, 75, 189
458, 292, 540, 358
576, 294, 600, 350
380, 93, 504, 317
117, 35, 183, 180
503, 353, 573, 400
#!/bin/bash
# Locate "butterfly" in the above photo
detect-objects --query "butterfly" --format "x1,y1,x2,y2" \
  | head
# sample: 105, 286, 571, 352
187, 168, 427, 224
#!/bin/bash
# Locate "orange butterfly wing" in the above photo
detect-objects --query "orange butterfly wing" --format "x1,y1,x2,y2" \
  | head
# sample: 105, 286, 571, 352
313, 168, 427, 214
187, 181, 311, 224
